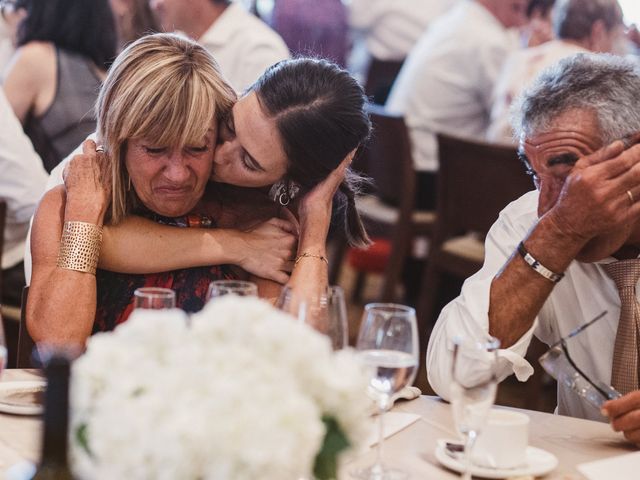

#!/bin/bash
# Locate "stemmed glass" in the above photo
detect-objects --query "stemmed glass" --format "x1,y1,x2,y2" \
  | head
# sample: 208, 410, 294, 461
133, 287, 176, 309
207, 280, 258, 300
449, 336, 500, 480
353, 303, 419, 480
275, 285, 348, 350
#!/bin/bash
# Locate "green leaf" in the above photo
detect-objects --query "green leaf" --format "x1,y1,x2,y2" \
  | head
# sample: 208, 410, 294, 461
313, 415, 351, 480
75, 423, 92, 457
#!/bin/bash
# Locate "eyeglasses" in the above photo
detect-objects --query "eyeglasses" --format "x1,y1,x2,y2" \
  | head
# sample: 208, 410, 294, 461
538, 311, 621, 410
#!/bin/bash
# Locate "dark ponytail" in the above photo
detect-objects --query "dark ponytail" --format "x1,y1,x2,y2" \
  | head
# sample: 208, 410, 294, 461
251, 57, 372, 247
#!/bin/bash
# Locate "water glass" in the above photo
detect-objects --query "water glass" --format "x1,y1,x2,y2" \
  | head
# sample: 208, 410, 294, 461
275, 285, 348, 350
133, 287, 176, 309
207, 280, 258, 300
353, 303, 419, 480
450, 336, 500, 480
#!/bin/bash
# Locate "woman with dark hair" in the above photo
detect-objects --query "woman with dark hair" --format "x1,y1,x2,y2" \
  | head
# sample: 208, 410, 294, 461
91, 57, 371, 293
29, 35, 370, 344
2, 0, 117, 172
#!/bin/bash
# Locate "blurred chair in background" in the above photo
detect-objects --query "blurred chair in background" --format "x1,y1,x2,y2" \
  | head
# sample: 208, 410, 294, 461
330, 105, 435, 303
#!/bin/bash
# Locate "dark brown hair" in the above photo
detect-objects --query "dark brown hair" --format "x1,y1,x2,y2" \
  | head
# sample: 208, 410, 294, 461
251, 58, 372, 247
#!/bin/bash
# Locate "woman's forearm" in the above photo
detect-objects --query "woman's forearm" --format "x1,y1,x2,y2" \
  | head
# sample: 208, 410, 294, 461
27, 187, 99, 346
99, 216, 243, 273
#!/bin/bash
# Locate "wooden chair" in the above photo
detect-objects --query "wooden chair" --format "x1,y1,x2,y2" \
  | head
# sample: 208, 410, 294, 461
364, 58, 404, 105
414, 133, 533, 391
332, 105, 435, 302
16, 286, 35, 368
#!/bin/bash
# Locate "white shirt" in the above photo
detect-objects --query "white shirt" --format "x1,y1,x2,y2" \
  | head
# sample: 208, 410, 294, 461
487, 41, 588, 145
426, 190, 628, 422
348, 0, 458, 61
386, 0, 519, 172
199, 3, 290, 92
0, 88, 48, 269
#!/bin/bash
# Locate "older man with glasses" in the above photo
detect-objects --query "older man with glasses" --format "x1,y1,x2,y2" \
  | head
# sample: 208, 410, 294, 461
426, 52, 640, 447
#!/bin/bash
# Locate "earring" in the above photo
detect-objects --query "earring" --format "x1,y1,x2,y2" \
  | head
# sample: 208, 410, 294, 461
269, 180, 300, 206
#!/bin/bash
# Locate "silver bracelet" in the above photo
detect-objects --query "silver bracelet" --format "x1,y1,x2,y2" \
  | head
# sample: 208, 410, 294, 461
517, 241, 564, 283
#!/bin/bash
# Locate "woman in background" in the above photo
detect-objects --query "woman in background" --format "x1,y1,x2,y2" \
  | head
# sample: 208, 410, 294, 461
2, 0, 117, 172
109, 0, 157, 50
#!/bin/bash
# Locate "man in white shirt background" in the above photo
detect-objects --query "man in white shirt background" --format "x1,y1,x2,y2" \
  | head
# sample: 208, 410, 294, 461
427, 53, 640, 447
148, 0, 290, 91
488, 0, 626, 145
386, 0, 528, 211
0, 89, 48, 307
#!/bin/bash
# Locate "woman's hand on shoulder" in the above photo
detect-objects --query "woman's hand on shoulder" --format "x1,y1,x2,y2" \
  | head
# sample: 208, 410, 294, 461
63, 139, 111, 225
234, 217, 298, 284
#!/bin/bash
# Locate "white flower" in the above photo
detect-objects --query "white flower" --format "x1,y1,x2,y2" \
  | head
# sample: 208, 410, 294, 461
71, 297, 369, 480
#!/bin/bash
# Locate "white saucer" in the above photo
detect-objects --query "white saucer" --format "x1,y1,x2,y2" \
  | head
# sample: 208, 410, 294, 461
0, 380, 46, 415
435, 439, 558, 479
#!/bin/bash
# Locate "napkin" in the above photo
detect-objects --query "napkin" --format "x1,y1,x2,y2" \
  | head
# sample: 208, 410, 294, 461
365, 412, 421, 447
577, 451, 640, 480
367, 386, 422, 416
0, 383, 44, 408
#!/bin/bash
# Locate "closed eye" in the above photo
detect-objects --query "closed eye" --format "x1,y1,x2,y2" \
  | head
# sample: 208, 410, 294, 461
144, 146, 168, 155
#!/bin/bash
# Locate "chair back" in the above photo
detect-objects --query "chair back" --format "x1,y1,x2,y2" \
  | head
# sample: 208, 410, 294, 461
359, 104, 416, 210
364, 58, 404, 105
16, 286, 35, 368
434, 133, 533, 243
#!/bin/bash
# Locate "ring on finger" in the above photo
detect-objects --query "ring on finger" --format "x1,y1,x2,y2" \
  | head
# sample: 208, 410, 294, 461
627, 190, 635, 205
95, 146, 105, 153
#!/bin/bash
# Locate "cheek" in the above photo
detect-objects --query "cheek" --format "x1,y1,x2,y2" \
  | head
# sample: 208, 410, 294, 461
536, 177, 564, 217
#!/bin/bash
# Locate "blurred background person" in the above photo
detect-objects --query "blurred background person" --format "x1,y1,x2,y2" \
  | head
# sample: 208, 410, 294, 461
522, 0, 556, 46
1, 0, 117, 173
488, 0, 625, 145
386, 0, 527, 211
0, 87, 47, 309
0, 0, 25, 72
348, 0, 458, 99
149, 0, 289, 91
270, 0, 348, 67
109, 0, 158, 50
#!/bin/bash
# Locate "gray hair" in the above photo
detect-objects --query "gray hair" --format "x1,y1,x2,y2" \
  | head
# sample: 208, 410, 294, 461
552, 0, 622, 40
512, 53, 640, 144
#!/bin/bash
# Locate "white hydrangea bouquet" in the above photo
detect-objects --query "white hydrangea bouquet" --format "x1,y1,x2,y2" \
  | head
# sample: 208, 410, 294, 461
70, 296, 371, 480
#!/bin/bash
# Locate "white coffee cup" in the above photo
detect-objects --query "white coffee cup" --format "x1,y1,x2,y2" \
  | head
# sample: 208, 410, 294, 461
472, 409, 529, 469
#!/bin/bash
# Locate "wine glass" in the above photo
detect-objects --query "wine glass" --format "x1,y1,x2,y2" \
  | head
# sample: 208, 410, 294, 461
207, 280, 258, 300
133, 287, 176, 309
449, 336, 500, 480
353, 303, 419, 480
275, 285, 348, 350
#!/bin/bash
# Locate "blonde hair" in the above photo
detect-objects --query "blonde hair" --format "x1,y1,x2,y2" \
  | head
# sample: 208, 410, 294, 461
96, 32, 236, 224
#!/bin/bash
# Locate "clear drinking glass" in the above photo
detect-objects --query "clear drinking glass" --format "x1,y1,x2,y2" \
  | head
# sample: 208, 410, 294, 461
133, 287, 176, 309
276, 285, 348, 350
206, 280, 258, 300
353, 303, 419, 480
450, 336, 500, 480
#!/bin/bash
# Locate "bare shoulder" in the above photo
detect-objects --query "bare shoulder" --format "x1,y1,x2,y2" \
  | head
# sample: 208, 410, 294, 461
11, 41, 55, 69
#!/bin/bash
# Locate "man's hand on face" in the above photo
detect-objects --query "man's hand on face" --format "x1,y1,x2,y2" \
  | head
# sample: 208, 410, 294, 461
602, 390, 640, 447
545, 140, 640, 248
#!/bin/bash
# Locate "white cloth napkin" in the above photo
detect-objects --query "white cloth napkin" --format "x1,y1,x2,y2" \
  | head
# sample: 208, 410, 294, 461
365, 412, 421, 447
578, 451, 640, 480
